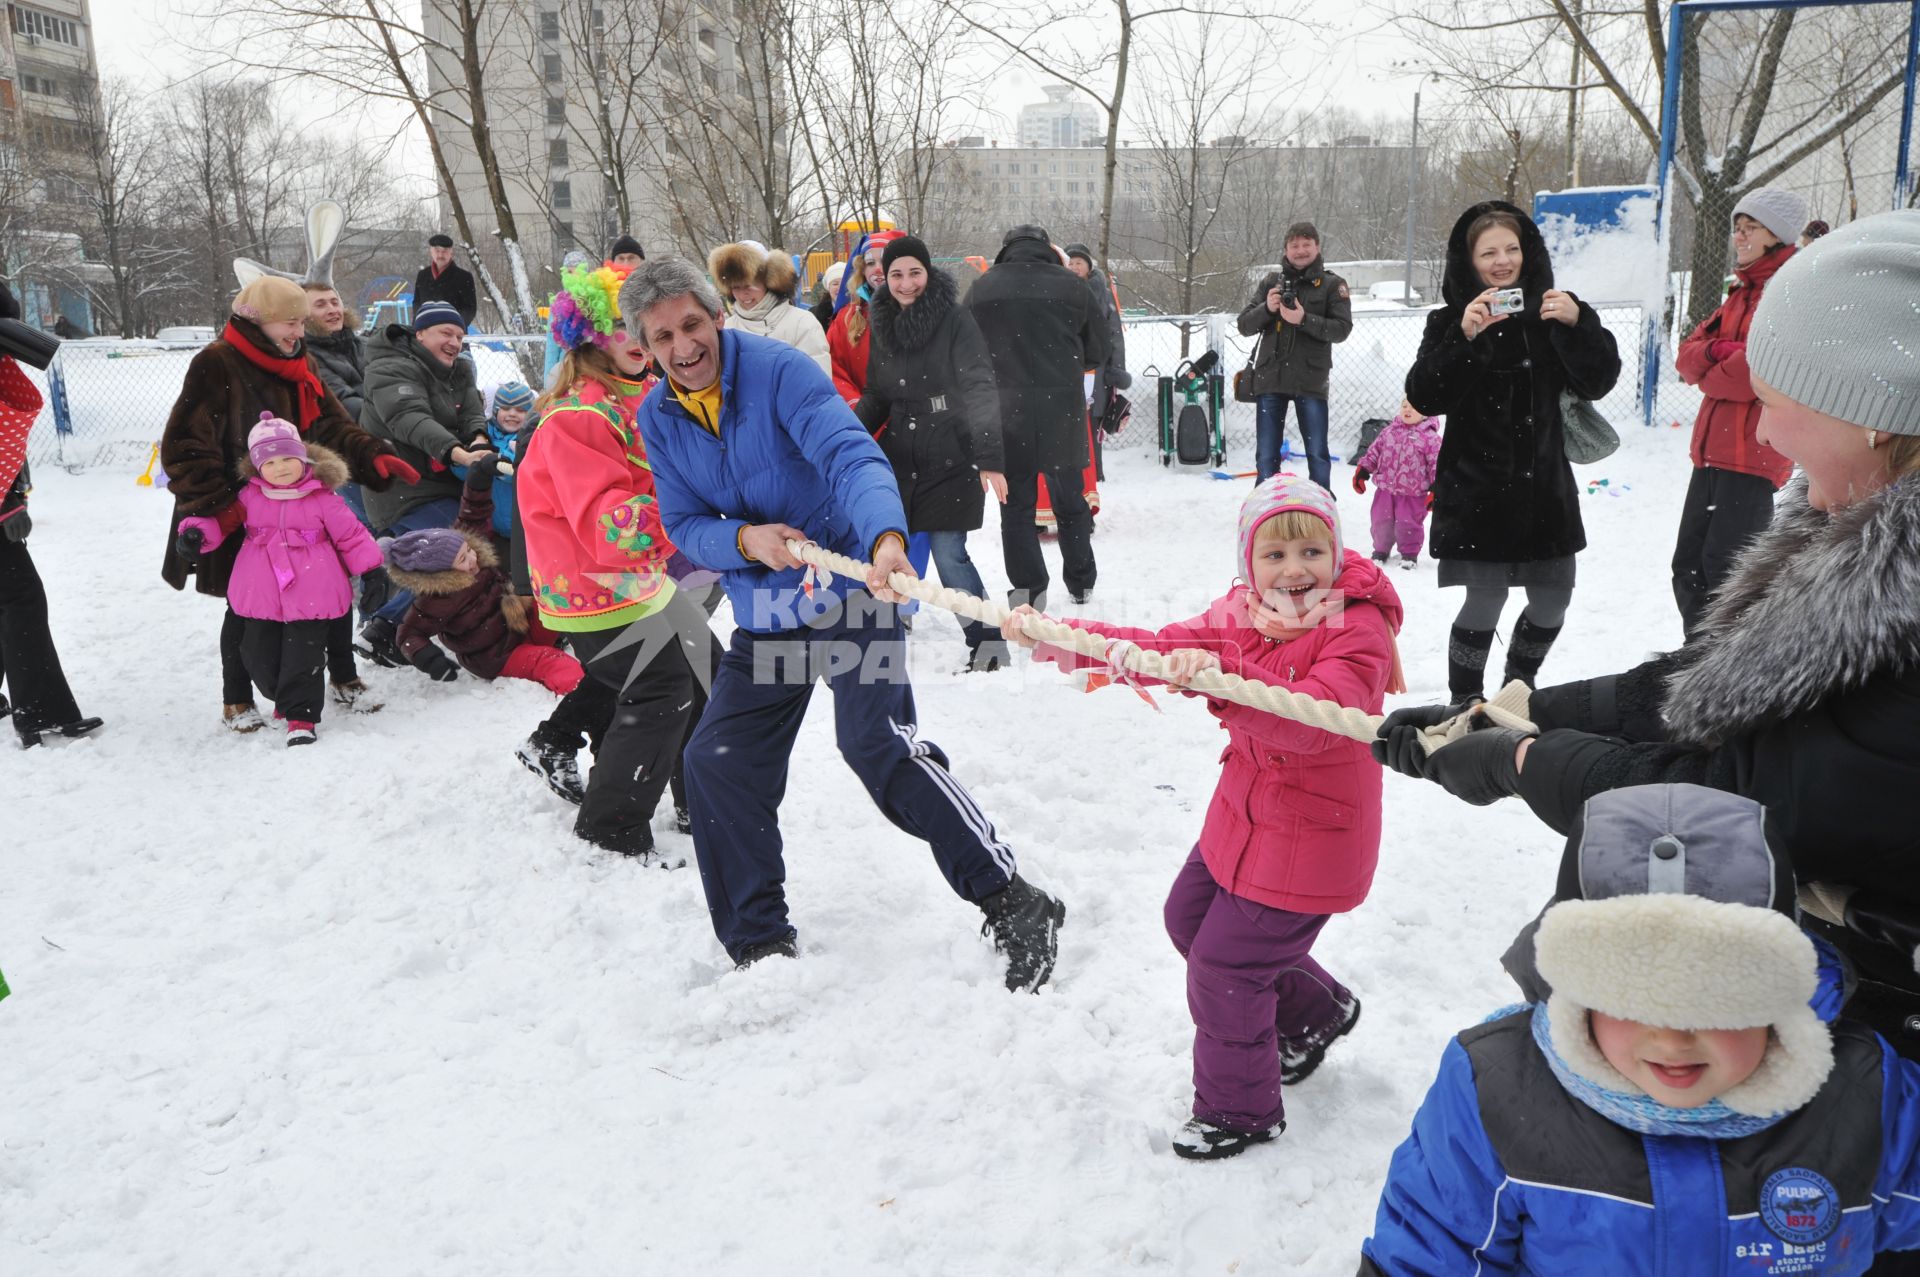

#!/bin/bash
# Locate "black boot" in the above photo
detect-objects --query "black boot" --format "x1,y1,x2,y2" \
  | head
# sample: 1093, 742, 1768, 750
517, 732, 587, 804
1502, 614, 1563, 689
979, 874, 1065, 993
1279, 993, 1362, 1085
17, 715, 104, 749
1447, 624, 1496, 703
1172, 1117, 1285, 1161
734, 936, 798, 970
358, 615, 407, 669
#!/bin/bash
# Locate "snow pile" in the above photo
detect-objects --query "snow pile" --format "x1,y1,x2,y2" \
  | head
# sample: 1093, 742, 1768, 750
1538, 193, 1665, 311
2, 429, 1695, 1272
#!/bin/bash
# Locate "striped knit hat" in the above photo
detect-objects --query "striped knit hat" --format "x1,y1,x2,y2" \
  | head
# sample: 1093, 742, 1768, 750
1237, 474, 1345, 583
491, 381, 534, 414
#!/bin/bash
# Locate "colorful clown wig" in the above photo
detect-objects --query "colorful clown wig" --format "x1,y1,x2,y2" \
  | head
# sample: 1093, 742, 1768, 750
548, 261, 632, 350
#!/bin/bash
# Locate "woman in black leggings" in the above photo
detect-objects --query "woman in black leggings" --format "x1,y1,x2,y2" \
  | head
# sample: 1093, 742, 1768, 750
1406, 201, 1620, 700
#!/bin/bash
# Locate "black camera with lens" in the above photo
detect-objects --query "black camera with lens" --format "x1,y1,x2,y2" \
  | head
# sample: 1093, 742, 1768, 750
1279, 279, 1298, 309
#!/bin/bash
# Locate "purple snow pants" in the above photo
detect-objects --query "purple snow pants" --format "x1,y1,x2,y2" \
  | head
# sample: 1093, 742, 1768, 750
1164, 846, 1350, 1133
1369, 490, 1428, 559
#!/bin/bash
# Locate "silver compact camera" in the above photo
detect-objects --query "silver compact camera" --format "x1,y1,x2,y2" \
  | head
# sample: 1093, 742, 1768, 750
1489, 288, 1525, 316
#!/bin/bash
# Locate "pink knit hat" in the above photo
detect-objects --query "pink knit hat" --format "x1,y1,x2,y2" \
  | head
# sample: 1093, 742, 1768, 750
248, 413, 307, 468
1237, 474, 1345, 583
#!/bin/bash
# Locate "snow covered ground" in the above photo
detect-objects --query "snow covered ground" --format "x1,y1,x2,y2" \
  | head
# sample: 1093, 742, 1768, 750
4, 420, 1698, 1274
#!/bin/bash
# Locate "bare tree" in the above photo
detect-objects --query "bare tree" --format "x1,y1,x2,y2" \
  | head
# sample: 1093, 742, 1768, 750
68, 77, 175, 335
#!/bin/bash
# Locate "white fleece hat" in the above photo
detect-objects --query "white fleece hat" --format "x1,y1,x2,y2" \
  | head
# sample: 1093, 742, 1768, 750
1532, 784, 1834, 1118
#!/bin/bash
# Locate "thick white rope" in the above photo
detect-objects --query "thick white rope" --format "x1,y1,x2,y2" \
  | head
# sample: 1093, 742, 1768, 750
786, 539, 1537, 754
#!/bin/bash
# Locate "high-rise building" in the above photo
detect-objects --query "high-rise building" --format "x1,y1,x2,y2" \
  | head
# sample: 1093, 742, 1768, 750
1017, 84, 1101, 151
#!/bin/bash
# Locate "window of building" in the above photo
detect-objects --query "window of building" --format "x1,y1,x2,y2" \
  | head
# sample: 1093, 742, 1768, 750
546, 95, 566, 124
1048, 180, 1058, 193
20, 72, 59, 97
1009, 181, 1020, 194
543, 53, 563, 83
551, 179, 572, 209
701, 65, 721, 91
538, 9, 559, 40
1049, 162, 1058, 174
9, 6, 80, 46
990, 163, 1000, 176
1066, 181, 1077, 194
556, 220, 573, 245
1028, 163, 1039, 175
698, 26, 717, 50
549, 137, 568, 166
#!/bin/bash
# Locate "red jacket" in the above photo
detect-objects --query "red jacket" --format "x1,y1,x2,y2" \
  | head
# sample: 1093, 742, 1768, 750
1675, 246, 1794, 487
1033, 552, 1403, 914
826, 302, 869, 404
517, 375, 676, 633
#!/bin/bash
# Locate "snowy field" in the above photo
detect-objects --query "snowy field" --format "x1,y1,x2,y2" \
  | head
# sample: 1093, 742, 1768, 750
4, 423, 1697, 1274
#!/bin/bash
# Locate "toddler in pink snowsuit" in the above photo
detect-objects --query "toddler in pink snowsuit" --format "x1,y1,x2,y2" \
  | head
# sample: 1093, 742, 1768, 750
1354, 399, 1442, 567
177, 416, 382, 745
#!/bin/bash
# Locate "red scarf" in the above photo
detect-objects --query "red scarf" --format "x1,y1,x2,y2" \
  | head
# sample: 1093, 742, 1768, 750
223, 317, 327, 431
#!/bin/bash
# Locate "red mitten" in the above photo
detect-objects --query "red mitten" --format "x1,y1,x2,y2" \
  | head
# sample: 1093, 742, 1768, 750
373, 453, 421, 485
1351, 469, 1369, 495
1425, 491, 1435, 510
1707, 339, 1745, 364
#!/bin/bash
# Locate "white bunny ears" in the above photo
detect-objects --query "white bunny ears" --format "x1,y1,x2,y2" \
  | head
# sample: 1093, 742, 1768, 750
233, 200, 346, 289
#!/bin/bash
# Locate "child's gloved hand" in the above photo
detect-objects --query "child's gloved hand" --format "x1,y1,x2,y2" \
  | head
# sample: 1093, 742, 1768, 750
1001, 604, 1044, 650
1161, 648, 1220, 690
372, 453, 421, 485
1707, 338, 1745, 364
1351, 469, 1369, 495
175, 516, 221, 555
409, 644, 460, 682
464, 453, 503, 487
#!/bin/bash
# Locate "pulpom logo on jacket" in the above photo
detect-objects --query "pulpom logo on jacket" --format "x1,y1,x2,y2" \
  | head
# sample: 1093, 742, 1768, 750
1759, 1166, 1840, 1245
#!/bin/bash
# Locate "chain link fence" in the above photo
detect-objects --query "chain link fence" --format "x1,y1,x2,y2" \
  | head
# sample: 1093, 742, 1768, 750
24, 312, 1698, 478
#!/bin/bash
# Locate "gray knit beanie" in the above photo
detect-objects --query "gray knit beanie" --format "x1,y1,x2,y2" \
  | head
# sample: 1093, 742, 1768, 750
1747, 210, 1920, 438
1730, 187, 1810, 245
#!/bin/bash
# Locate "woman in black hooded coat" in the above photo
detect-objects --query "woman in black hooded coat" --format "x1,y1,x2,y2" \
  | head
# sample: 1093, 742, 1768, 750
1407, 200, 1620, 702
855, 236, 1010, 670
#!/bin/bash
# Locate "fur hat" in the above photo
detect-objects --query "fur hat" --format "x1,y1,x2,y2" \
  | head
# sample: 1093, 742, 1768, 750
1237, 474, 1345, 584
248, 413, 308, 468
608, 234, 645, 261
548, 261, 633, 350
491, 381, 534, 414
381, 527, 469, 575
708, 242, 799, 299
232, 276, 310, 326
881, 235, 931, 276
1532, 784, 1833, 1119
1731, 187, 1811, 246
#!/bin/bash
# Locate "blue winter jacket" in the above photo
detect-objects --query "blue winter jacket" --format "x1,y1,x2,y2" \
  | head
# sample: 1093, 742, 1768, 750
1359, 1008, 1920, 1275
638, 329, 908, 633
451, 418, 522, 539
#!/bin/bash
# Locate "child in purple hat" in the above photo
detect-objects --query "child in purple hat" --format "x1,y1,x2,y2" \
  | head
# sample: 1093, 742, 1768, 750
175, 413, 383, 746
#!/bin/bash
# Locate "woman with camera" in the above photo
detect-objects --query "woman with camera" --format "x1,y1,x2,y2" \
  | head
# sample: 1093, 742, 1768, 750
1406, 200, 1619, 702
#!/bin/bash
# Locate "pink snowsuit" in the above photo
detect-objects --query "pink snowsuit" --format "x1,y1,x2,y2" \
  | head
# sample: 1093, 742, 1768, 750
1359, 416, 1442, 559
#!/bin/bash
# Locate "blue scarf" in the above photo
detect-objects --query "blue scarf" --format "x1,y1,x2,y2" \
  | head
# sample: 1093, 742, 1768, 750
1528, 1002, 1787, 1141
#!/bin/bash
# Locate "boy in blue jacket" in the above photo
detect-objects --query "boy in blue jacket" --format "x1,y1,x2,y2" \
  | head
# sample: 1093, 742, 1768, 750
1361, 783, 1920, 1275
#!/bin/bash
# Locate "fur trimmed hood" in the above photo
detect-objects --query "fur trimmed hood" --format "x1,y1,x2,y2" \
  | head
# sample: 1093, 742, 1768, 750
237, 441, 350, 491
383, 524, 498, 596
709, 242, 798, 299
1663, 472, 1920, 746
868, 265, 959, 355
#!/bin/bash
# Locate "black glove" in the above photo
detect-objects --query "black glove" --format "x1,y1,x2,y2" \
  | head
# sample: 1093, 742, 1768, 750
410, 644, 460, 682
1370, 699, 1483, 777
174, 526, 204, 559
2, 510, 28, 542
464, 452, 502, 487
1418, 727, 1531, 806
0, 278, 20, 323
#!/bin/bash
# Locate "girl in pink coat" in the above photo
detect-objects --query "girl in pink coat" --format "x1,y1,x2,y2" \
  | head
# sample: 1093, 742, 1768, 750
178, 416, 382, 745
1004, 475, 1404, 1160
1353, 398, 1443, 567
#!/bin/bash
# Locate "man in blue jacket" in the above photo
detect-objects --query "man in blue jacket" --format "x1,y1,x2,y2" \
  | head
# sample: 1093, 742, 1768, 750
1360, 784, 1920, 1276
619, 258, 1066, 989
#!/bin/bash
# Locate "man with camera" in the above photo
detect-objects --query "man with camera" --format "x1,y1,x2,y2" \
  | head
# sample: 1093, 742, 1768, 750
1235, 223, 1352, 489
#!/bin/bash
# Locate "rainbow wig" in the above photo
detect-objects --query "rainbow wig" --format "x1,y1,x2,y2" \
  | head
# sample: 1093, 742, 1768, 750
548, 261, 632, 350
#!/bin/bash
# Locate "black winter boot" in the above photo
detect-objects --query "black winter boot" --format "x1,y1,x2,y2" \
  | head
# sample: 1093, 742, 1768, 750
1447, 624, 1496, 702
1279, 993, 1362, 1085
979, 874, 1065, 993
1502, 613, 1564, 689
357, 615, 407, 669
1172, 1117, 1285, 1161
734, 936, 799, 970
517, 733, 587, 805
